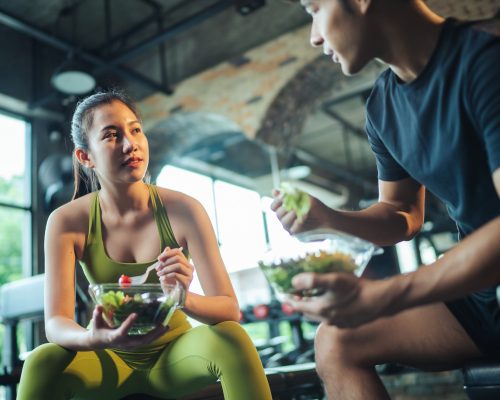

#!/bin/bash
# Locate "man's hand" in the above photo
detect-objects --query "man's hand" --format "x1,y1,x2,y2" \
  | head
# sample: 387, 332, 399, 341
271, 189, 332, 234
289, 272, 392, 328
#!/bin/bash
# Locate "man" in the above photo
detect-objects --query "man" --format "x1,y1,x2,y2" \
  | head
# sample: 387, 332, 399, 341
271, 0, 500, 398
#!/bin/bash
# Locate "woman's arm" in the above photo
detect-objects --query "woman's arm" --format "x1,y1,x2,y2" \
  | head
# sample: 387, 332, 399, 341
44, 205, 96, 349
163, 192, 239, 325
44, 202, 168, 350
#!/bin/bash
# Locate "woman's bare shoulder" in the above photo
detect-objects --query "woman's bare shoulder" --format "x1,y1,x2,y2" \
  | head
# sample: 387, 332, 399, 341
47, 192, 94, 233
155, 186, 202, 212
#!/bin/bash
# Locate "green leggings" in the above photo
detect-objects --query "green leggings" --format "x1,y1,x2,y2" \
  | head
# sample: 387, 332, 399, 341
17, 321, 272, 400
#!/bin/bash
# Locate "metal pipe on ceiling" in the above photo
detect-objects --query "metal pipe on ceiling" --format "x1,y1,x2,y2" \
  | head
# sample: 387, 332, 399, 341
322, 106, 367, 139
0, 1, 233, 105
102, 0, 233, 70
293, 148, 377, 195
0, 8, 173, 103
92, 0, 190, 54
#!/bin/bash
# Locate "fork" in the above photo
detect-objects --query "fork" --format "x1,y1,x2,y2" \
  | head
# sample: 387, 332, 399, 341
129, 261, 160, 285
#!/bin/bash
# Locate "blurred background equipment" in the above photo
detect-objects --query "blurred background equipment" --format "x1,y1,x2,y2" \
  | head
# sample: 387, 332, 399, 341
38, 153, 73, 212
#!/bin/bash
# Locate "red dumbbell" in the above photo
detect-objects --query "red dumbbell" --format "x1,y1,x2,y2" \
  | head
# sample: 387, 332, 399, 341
281, 302, 295, 316
253, 304, 270, 320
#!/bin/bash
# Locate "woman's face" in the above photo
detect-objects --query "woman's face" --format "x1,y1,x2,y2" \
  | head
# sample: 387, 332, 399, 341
84, 99, 149, 186
304, 0, 373, 75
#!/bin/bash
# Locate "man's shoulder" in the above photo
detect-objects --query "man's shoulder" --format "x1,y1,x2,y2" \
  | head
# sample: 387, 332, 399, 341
462, 16, 500, 37
449, 16, 499, 55
365, 68, 392, 114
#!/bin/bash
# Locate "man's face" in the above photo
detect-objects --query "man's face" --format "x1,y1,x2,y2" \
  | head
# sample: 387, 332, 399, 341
302, 0, 373, 75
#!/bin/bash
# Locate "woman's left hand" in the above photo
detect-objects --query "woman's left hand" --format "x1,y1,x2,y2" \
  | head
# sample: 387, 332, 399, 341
155, 246, 194, 291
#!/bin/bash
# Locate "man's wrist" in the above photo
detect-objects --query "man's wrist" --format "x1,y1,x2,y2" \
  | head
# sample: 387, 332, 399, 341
381, 274, 414, 317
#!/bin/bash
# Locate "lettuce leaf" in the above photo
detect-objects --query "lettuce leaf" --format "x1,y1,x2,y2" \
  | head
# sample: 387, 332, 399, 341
280, 182, 311, 219
100, 290, 125, 310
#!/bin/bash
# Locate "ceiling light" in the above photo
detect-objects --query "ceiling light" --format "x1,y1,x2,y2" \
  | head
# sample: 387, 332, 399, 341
51, 57, 96, 95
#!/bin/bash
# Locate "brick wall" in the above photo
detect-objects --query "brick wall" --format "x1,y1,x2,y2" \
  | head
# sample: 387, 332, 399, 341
139, 0, 499, 148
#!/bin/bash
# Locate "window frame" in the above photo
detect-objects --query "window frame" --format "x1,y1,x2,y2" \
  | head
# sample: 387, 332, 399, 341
156, 162, 273, 272
0, 106, 33, 277
0, 107, 34, 360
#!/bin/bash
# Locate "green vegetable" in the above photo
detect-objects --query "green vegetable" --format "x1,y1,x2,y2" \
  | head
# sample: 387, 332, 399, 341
259, 250, 357, 296
280, 182, 311, 219
98, 290, 174, 334
100, 290, 125, 310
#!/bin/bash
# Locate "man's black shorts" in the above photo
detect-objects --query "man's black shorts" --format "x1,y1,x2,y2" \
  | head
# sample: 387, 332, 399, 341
445, 286, 500, 358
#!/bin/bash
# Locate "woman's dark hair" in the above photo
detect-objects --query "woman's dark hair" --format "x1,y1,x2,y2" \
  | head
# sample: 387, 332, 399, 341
70, 89, 142, 200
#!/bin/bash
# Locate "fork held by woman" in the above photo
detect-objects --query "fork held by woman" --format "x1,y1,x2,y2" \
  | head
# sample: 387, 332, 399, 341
130, 246, 185, 285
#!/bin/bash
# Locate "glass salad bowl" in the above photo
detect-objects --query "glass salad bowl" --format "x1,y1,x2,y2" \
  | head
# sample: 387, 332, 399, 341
88, 282, 185, 335
258, 229, 383, 302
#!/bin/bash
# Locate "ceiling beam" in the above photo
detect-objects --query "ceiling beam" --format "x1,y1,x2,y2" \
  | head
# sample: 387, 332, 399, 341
322, 105, 367, 139
102, 0, 233, 69
92, 0, 190, 54
294, 148, 377, 195
0, 8, 173, 106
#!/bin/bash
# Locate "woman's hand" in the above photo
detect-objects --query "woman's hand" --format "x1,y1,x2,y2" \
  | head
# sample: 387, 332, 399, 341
155, 246, 194, 291
270, 189, 331, 234
288, 272, 391, 328
87, 305, 169, 350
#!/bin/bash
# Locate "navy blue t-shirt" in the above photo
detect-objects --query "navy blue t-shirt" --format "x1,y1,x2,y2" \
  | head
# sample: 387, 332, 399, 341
365, 18, 500, 238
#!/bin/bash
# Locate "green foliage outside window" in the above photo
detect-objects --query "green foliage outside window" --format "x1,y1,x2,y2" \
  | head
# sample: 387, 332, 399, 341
0, 175, 26, 364
0, 176, 24, 285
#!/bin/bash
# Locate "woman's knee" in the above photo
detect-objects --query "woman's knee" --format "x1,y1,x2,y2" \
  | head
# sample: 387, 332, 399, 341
209, 321, 260, 366
18, 343, 77, 399
23, 342, 76, 372
212, 320, 252, 346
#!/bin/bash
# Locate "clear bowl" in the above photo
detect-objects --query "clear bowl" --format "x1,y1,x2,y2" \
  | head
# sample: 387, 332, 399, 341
88, 282, 185, 335
258, 229, 383, 302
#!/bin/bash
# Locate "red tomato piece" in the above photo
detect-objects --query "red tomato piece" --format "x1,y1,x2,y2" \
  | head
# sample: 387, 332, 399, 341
118, 274, 132, 285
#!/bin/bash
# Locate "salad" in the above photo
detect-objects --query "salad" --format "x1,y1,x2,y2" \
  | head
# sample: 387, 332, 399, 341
98, 289, 175, 334
280, 182, 311, 220
259, 250, 356, 297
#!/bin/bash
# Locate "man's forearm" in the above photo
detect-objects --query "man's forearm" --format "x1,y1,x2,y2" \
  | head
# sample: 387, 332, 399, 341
385, 215, 500, 315
326, 201, 423, 246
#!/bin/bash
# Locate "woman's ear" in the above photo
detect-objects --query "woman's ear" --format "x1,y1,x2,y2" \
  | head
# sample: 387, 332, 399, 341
75, 148, 94, 169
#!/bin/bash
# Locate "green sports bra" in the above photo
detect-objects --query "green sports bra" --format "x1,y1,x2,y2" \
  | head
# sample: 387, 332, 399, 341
79, 184, 191, 366
80, 184, 183, 283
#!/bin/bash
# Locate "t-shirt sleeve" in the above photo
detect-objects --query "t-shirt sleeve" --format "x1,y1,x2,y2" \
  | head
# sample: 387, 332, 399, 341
365, 115, 409, 181
467, 36, 500, 173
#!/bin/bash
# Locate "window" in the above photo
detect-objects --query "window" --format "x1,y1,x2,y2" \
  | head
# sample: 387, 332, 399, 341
0, 112, 31, 280
0, 111, 31, 384
214, 180, 267, 272
157, 165, 291, 305
156, 165, 319, 364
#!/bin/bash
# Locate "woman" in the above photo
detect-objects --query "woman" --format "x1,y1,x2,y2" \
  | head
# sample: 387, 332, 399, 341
18, 90, 272, 400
